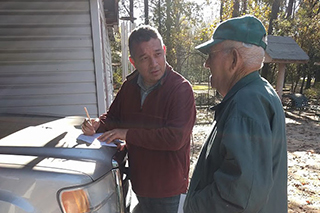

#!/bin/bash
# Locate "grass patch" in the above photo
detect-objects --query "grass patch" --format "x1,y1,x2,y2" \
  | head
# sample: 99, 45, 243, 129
193, 84, 210, 91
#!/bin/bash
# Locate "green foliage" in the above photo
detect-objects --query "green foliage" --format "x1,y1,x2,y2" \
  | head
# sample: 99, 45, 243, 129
273, 0, 320, 91
304, 83, 320, 100
110, 32, 123, 90
112, 0, 320, 89
220, 0, 272, 24
193, 84, 210, 91
147, 0, 208, 82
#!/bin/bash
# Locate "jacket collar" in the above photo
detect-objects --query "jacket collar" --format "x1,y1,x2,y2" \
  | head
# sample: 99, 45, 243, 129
211, 71, 260, 111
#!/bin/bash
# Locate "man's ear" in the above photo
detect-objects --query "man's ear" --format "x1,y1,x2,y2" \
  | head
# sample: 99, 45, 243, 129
163, 45, 166, 55
129, 57, 135, 68
231, 48, 240, 71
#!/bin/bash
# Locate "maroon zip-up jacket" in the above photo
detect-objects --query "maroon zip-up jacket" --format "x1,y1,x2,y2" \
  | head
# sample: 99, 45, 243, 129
97, 65, 196, 198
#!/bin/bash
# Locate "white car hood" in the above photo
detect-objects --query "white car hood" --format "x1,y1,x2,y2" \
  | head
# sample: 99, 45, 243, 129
0, 117, 118, 180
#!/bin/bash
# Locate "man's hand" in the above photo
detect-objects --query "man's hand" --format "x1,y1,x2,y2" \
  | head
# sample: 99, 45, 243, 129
97, 129, 128, 145
116, 141, 127, 151
81, 118, 100, 135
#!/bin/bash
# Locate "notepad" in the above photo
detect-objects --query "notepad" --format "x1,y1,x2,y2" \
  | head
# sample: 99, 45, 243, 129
77, 133, 124, 147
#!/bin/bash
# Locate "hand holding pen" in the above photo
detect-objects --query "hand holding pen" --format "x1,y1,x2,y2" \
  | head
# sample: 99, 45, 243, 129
81, 107, 100, 136
82, 107, 127, 150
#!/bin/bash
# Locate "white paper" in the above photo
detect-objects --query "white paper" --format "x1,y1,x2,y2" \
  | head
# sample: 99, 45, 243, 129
77, 133, 123, 147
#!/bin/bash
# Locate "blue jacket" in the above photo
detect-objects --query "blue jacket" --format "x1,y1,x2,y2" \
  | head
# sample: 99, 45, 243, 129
184, 71, 287, 213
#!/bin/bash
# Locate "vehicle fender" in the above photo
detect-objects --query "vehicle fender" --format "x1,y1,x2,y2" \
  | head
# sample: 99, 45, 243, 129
0, 190, 39, 213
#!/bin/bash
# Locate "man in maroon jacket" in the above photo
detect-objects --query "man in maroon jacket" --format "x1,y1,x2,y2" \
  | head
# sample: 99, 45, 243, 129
82, 25, 196, 213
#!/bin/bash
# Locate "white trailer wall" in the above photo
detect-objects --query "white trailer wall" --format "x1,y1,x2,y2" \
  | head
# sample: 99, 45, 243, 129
0, 0, 113, 117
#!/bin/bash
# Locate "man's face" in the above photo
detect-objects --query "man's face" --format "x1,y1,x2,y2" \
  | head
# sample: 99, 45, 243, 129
130, 38, 166, 88
204, 43, 231, 96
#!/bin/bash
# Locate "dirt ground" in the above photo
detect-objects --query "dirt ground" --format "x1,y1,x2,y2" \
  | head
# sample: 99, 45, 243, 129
190, 109, 320, 212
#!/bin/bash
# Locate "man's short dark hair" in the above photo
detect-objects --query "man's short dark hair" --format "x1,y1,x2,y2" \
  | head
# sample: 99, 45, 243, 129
128, 25, 163, 58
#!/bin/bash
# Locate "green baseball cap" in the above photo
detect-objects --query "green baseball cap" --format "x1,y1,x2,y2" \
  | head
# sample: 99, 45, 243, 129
196, 15, 267, 54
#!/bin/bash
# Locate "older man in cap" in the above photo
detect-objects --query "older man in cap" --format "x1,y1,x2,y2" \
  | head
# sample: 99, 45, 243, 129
183, 15, 287, 213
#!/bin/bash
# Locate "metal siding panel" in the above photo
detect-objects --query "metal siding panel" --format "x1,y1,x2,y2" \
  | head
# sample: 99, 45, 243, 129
0, 71, 95, 85
1, 105, 98, 117
0, 26, 92, 36
0, 83, 96, 96
0, 1, 89, 10
0, 61, 94, 72
0, 14, 90, 24
0, 94, 97, 108
0, 49, 93, 61
0, 39, 92, 49
0, 0, 98, 117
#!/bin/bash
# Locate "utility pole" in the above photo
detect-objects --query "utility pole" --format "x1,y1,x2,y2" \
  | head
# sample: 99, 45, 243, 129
130, 0, 134, 23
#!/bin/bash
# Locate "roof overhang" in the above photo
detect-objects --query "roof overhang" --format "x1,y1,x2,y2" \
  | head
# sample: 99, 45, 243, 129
264, 35, 309, 64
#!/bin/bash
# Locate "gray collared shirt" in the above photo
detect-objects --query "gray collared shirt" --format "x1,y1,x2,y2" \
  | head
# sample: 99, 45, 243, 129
138, 70, 172, 107
137, 74, 162, 106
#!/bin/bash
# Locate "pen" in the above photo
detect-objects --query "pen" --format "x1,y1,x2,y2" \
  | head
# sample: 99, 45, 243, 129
84, 107, 91, 124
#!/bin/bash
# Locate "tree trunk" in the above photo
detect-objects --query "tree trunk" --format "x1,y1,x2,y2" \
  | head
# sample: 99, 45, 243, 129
175, 8, 182, 73
293, 68, 301, 93
242, 0, 247, 14
263, 0, 282, 81
144, 0, 149, 24
300, 71, 306, 94
305, 72, 312, 89
286, 0, 294, 19
232, 0, 240, 17
130, 0, 134, 23
299, 64, 308, 94
268, 0, 281, 35
158, 0, 162, 34
165, 0, 173, 65
314, 69, 320, 86
220, 0, 224, 22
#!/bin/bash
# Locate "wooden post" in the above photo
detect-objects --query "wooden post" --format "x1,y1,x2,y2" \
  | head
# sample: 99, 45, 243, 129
121, 22, 129, 81
276, 63, 286, 99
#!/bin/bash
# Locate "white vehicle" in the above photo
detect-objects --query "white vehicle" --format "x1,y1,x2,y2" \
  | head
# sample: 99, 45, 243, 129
0, 116, 130, 213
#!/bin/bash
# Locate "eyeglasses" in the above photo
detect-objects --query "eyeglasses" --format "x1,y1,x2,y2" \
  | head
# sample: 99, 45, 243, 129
207, 49, 229, 59
208, 47, 235, 60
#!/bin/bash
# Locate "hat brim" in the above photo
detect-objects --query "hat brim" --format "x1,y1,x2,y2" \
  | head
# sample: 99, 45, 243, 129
195, 38, 225, 54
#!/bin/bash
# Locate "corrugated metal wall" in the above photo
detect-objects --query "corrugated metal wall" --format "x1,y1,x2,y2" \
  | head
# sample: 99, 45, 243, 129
0, 0, 102, 117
